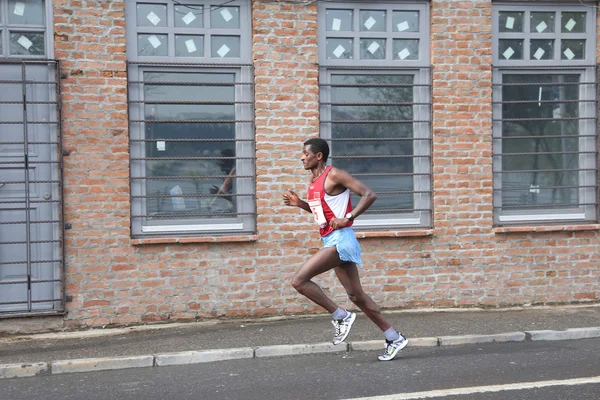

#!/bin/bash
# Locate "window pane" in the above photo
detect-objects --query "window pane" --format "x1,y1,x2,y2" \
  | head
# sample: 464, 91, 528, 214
561, 12, 585, 33
499, 39, 523, 60
9, 32, 45, 56
138, 34, 168, 56
143, 72, 237, 217
211, 35, 240, 58
326, 38, 353, 59
176, 35, 204, 57
499, 11, 524, 33
210, 6, 240, 29
175, 5, 204, 28
530, 12, 554, 33
360, 10, 386, 32
501, 74, 581, 208
561, 39, 585, 60
530, 39, 553, 61
393, 39, 419, 60
8, 0, 44, 25
360, 38, 385, 60
326, 9, 353, 32
393, 11, 419, 32
331, 74, 415, 212
136, 3, 168, 27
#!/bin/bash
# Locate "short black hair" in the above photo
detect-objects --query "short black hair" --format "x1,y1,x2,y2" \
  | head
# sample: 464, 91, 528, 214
303, 138, 329, 163
217, 148, 235, 172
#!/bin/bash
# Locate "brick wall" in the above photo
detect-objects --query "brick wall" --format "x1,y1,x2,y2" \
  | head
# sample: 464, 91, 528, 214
1, 0, 599, 334
253, 1, 329, 314
54, 0, 132, 327
428, 0, 495, 306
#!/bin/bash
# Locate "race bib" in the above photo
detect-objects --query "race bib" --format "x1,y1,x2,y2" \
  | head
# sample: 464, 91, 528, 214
308, 193, 327, 227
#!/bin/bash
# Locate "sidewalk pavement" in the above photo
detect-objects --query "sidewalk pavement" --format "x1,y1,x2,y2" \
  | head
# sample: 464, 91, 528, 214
1, 305, 600, 379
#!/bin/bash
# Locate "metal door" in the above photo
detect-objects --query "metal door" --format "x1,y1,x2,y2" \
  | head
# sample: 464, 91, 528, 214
0, 60, 63, 315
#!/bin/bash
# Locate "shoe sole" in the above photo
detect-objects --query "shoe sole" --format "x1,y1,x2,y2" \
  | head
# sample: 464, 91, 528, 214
378, 338, 409, 361
333, 312, 356, 345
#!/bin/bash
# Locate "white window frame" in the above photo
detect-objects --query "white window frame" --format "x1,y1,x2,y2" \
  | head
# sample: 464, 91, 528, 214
126, 0, 255, 237
492, 3, 597, 225
318, 1, 432, 229
0, 0, 54, 58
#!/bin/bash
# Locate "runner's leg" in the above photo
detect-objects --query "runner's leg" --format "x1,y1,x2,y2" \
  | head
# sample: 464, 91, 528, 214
291, 247, 342, 313
334, 262, 392, 331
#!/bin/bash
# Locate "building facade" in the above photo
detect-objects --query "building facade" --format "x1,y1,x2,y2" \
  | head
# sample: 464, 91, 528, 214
0, 0, 599, 333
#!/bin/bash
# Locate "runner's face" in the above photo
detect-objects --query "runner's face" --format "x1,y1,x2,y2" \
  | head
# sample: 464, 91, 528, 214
301, 145, 320, 170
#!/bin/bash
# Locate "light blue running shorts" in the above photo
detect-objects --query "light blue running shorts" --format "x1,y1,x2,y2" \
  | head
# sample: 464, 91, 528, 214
322, 227, 362, 265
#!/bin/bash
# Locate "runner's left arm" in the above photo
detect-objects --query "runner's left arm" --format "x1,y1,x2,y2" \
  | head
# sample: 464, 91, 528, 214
328, 168, 377, 220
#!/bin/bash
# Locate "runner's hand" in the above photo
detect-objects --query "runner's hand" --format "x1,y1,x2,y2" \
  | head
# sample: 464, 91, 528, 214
329, 217, 351, 230
283, 189, 301, 207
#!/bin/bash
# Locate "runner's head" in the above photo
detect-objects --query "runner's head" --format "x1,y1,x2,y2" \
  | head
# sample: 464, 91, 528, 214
217, 148, 235, 173
302, 138, 329, 170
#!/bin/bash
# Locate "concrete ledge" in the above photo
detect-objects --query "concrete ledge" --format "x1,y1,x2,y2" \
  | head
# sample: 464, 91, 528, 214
494, 224, 600, 234
439, 332, 526, 346
0, 362, 48, 379
132, 235, 258, 245
349, 340, 381, 351
408, 337, 440, 347
565, 327, 600, 339
255, 342, 346, 358
526, 327, 600, 341
155, 348, 254, 366
350, 337, 438, 352
51, 356, 154, 375
355, 229, 434, 239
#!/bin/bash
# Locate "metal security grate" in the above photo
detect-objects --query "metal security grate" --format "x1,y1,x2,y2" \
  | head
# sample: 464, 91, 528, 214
319, 66, 433, 229
492, 64, 598, 226
0, 60, 65, 316
127, 62, 256, 237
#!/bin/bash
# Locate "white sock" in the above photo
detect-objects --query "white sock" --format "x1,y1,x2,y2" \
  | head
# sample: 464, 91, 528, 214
384, 327, 400, 341
332, 307, 348, 320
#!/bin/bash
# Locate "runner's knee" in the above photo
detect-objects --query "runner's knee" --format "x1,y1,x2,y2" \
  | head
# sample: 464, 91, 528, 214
348, 291, 364, 304
291, 274, 306, 292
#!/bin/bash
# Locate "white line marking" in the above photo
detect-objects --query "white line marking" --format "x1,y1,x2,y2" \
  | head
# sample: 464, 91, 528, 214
342, 376, 600, 400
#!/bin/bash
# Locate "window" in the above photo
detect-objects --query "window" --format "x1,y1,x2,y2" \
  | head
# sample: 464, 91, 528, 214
492, 4, 597, 225
318, 1, 432, 229
126, 0, 255, 237
0, 0, 51, 57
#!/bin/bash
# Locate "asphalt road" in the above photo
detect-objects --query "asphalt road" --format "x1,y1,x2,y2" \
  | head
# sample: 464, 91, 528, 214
2, 338, 600, 400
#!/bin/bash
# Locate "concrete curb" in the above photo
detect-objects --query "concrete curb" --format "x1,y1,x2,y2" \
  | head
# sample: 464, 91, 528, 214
255, 342, 346, 358
350, 337, 439, 351
439, 332, 526, 346
526, 327, 600, 341
2, 327, 599, 380
0, 362, 48, 379
155, 348, 254, 366
51, 355, 154, 375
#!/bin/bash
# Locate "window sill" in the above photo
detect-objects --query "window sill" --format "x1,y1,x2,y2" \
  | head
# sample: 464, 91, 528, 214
132, 235, 258, 245
493, 224, 600, 234
355, 229, 434, 239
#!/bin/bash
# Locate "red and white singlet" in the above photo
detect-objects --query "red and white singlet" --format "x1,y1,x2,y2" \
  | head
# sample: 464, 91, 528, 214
307, 166, 353, 237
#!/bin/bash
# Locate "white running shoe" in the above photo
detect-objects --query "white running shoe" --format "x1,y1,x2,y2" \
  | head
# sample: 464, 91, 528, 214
331, 311, 356, 345
378, 334, 408, 361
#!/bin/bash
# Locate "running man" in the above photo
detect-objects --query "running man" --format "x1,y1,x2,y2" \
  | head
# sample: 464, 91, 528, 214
282, 138, 408, 361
